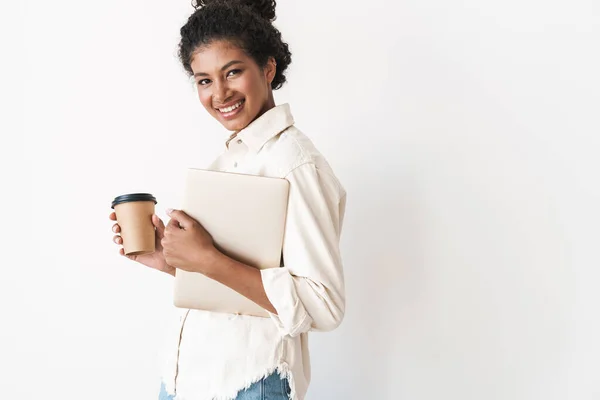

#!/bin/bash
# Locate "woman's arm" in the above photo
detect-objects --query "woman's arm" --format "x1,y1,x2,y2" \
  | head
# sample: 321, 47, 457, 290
162, 161, 346, 332
160, 209, 277, 313
202, 251, 278, 314
260, 162, 346, 336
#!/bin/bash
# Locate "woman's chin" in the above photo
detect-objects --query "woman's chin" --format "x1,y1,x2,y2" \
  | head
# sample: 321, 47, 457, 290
218, 111, 251, 131
221, 119, 247, 132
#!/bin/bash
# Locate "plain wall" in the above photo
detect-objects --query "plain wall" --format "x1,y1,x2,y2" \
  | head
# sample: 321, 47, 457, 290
6, 0, 600, 399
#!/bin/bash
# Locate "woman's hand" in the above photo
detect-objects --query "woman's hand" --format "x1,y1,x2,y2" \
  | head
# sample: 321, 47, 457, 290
162, 209, 221, 274
162, 209, 277, 313
109, 211, 176, 276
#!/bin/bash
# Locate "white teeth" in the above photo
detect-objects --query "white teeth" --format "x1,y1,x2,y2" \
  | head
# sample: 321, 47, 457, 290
219, 100, 243, 113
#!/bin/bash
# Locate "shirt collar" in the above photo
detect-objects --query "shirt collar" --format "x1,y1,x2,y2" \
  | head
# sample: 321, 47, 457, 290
227, 103, 294, 153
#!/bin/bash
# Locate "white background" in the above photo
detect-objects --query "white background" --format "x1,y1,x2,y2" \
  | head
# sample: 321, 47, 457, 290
5, 0, 600, 399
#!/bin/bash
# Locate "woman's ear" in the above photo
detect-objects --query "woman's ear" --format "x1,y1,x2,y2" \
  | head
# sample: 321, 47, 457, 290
264, 57, 277, 86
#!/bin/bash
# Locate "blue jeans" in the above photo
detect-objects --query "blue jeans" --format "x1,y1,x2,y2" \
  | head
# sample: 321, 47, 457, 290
159, 372, 291, 400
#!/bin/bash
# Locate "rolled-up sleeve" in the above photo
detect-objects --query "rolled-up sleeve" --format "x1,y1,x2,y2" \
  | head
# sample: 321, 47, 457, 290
260, 162, 346, 337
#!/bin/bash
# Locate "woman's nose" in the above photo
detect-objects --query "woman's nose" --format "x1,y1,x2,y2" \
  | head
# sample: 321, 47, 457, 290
213, 80, 232, 104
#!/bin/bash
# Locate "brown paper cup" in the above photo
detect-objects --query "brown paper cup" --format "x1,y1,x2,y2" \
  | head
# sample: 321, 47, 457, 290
111, 193, 157, 256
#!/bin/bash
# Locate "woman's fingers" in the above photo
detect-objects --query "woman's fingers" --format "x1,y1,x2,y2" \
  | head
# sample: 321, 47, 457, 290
111, 214, 129, 257
152, 215, 166, 239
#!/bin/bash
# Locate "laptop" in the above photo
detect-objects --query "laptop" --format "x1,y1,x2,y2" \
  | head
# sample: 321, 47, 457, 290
173, 168, 290, 317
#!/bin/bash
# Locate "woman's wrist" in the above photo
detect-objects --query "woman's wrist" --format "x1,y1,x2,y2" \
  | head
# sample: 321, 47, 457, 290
198, 247, 226, 277
157, 253, 176, 277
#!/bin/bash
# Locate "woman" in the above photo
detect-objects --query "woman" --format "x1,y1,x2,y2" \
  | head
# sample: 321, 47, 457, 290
109, 1, 346, 399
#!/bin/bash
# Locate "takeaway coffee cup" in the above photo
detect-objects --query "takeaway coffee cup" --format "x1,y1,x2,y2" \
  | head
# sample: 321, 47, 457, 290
111, 193, 158, 256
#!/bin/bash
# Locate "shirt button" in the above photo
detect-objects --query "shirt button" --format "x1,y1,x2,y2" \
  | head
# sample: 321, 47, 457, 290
237, 139, 243, 144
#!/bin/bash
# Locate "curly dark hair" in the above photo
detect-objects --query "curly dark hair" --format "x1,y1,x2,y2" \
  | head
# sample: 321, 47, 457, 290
178, 0, 292, 90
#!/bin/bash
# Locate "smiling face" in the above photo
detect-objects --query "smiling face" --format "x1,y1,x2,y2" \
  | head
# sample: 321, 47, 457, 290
190, 39, 277, 132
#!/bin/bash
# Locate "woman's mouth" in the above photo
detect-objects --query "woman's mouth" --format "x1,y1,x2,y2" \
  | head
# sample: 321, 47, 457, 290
217, 99, 245, 119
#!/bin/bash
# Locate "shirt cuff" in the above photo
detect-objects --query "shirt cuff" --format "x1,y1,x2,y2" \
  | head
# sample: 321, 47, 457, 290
260, 267, 313, 337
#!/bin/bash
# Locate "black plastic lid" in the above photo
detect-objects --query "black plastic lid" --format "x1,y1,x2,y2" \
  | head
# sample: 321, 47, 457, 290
111, 193, 157, 209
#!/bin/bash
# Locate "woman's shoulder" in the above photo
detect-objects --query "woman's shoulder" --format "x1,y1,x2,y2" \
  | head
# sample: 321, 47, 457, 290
264, 126, 345, 193
264, 125, 329, 171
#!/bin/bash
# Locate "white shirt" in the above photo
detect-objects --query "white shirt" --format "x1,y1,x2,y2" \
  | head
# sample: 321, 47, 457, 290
161, 103, 346, 400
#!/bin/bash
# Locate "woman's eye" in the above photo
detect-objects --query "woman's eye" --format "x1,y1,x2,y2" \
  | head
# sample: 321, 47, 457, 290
198, 79, 211, 86
227, 69, 241, 77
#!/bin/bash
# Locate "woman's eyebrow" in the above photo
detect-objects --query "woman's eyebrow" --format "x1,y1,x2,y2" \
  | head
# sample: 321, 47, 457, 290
194, 60, 244, 77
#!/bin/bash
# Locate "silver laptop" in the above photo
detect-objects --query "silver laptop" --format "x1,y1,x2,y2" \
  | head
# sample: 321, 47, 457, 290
173, 168, 290, 317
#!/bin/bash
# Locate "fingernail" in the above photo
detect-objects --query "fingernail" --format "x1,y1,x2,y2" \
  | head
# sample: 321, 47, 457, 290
166, 208, 173, 215
112, 225, 117, 232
